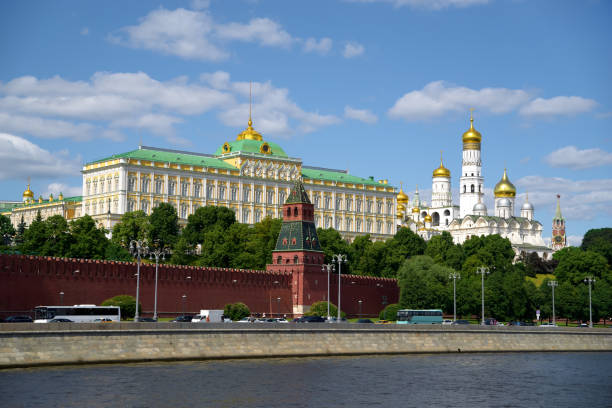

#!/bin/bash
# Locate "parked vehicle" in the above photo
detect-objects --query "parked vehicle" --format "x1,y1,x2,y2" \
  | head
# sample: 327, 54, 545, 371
396, 309, 443, 325
49, 318, 74, 323
93, 318, 114, 323
192, 310, 225, 323
325, 317, 347, 323
451, 319, 470, 325
355, 319, 374, 324
136, 317, 157, 322
484, 318, 498, 326
171, 315, 194, 323
34, 305, 120, 323
4, 316, 34, 323
297, 315, 326, 323
539, 323, 557, 327
442, 319, 454, 325
236, 317, 255, 323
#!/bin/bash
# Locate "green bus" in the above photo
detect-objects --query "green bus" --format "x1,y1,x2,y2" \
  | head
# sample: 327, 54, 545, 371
396, 309, 443, 324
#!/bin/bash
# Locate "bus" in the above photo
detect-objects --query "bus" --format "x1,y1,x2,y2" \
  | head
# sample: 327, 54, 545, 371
34, 305, 121, 323
396, 309, 443, 324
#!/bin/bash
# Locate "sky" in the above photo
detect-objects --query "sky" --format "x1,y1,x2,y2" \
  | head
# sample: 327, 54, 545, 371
0, 0, 610, 246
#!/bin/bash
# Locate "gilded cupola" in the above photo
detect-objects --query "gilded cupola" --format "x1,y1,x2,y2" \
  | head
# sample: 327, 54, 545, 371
462, 110, 482, 149
22, 183, 34, 201
494, 168, 516, 197
397, 183, 409, 205
432, 152, 451, 178
236, 117, 263, 141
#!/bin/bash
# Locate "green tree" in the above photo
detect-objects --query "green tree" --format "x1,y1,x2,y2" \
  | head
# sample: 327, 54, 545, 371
381, 227, 426, 278
182, 206, 236, 245
168, 237, 198, 265
223, 302, 251, 321
149, 203, 179, 248
317, 227, 351, 270
425, 231, 464, 270
104, 242, 133, 262
305, 301, 345, 318
349, 234, 386, 276
379, 303, 401, 321
14, 216, 26, 246
66, 215, 109, 259
111, 210, 149, 246
21, 211, 46, 254
397, 255, 453, 311
581, 228, 612, 267
249, 216, 283, 268
40, 215, 72, 256
0, 214, 16, 246
553, 247, 609, 285
101, 295, 141, 319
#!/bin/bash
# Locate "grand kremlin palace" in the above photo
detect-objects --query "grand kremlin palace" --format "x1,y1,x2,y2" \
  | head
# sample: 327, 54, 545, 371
3, 117, 398, 242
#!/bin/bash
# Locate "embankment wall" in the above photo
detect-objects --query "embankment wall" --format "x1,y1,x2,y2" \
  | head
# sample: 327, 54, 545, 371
1, 325, 610, 368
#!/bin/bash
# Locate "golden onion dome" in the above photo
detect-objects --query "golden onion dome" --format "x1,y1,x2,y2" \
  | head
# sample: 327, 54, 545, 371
236, 117, 263, 141
433, 152, 451, 178
22, 183, 34, 199
424, 214, 432, 222
397, 186, 409, 205
494, 168, 517, 197
462, 111, 482, 147
412, 206, 420, 214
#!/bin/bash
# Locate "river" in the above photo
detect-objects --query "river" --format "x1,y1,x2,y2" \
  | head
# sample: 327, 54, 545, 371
1, 352, 611, 407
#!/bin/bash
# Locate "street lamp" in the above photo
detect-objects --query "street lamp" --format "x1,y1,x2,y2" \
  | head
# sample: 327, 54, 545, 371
584, 277, 596, 328
332, 254, 347, 323
149, 244, 170, 321
321, 263, 335, 319
276, 297, 281, 317
547, 280, 558, 326
129, 240, 149, 322
358, 300, 363, 317
59, 291, 64, 306
449, 273, 461, 322
182, 294, 187, 315
476, 266, 490, 325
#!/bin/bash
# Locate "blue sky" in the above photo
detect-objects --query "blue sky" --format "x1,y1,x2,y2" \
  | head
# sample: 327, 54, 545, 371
1, 0, 610, 245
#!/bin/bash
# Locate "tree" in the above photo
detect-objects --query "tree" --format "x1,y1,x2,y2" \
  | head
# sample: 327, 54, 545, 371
581, 228, 612, 267
379, 303, 401, 321
14, 216, 26, 245
101, 295, 140, 319
223, 302, 250, 321
425, 231, 464, 270
0, 214, 16, 246
397, 255, 454, 312
111, 210, 149, 246
381, 227, 426, 278
553, 247, 609, 285
305, 301, 345, 318
248, 217, 282, 268
149, 203, 179, 248
21, 211, 46, 255
317, 228, 351, 270
40, 215, 72, 257
182, 206, 236, 245
66, 215, 108, 259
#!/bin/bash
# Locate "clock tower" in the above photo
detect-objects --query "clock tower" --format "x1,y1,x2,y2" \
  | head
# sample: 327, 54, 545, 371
552, 194, 566, 251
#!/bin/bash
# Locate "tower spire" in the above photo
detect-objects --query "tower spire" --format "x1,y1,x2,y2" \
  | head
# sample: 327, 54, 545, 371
469, 107, 475, 129
248, 81, 253, 128
555, 194, 563, 219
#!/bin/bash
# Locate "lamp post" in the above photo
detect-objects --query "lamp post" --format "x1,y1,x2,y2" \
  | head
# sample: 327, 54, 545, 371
129, 240, 149, 322
149, 245, 170, 321
332, 254, 347, 322
59, 291, 64, 306
182, 294, 187, 315
476, 266, 490, 325
449, 273, 460, 322
358, 300, 363, 318
276, 297, 281, 317
321, 263, 335, 319
547, 280, 558, 326
584, 277, 596, 328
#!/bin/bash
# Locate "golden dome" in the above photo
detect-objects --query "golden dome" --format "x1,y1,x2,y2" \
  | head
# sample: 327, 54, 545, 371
424, 214, 432, 222
58, 192, 64, 200
412, 206, 420, 214
22, 183, 34, 199
398, 203, 406, 212
397, 185, 409, 205
236, 117, 263, 141
494, 168, 516, 197
433, 152, 451, 178
462, 111, 482, 147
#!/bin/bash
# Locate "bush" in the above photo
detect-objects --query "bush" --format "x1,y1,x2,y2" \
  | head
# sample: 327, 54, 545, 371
305, 301, 345, 318
101, 295, 141, 319
379, 303, 401, 321
224, 302, 251, 321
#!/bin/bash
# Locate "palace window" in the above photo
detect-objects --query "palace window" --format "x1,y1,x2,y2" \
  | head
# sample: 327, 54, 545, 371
471, 184, 475, 193
243, 187, 250, 202
325, 216, 331, 228
242, 209, 250, 223
93, 180, 98, 194
356, 219, 362, 232
194, 184, 201, 198
255, 210, 262, 223
231, 187, 237, 201
219, 185, 226, 200
387, 202, 392, 215
267, 190, 274, 205
142, 178, 149, 193
255, 190, 262, 204
127, 200, 135, 212
324, 196, 330, 209
377, 220, 382, 233
279, 190, 286, 204
181, 182, 189, 197
366, 200, 373, 213
347, 218, 353, 231
356, 199, 362, 212
141, 200, 149, 214
377, 201, 382, 214
107, 178, 112, 192
168, 181, 176, 195
366, 220, 372, 233
345, 198, 352, 211
180, 204, 188, 219
207, 184, 214, 199
155, 179, 163, 194
335, 218, 341, 230
335, 198, 341, 210
386, 222, 392, 234
314, 195, 320, 208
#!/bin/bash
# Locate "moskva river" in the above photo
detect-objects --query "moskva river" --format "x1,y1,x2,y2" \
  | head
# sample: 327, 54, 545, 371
1, 352, 611, 407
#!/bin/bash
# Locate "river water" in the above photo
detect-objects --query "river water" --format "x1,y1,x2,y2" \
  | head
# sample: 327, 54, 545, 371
1, 352, 611, 408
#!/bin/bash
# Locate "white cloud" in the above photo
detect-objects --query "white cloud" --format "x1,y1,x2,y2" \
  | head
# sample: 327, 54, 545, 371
215, 17, 293, 47
190, 0, 210, 10
516, 175, 612, 221
343, 42, 365, 58
303, 37, 332, 55
0, 112, 97, 141
80, 27, 89, 36
388, 81, 530, 120
345, 0, 489, 10
566, 235, 584, 247
0, 133, 82, 181
43, 183, 82, 198
520, 96, 597, 117
344, 106, 378, 124
545, 146, 612, 170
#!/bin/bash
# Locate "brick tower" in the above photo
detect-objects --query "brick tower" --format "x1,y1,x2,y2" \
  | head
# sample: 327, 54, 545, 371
267, 179, 326, 315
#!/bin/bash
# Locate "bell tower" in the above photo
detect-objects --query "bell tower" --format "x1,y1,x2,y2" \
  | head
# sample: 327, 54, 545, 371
267, 179, 325, 315
552, 194, 566, 251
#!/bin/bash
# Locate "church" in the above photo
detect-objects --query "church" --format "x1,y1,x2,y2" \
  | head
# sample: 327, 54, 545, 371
396, 113, 563, 260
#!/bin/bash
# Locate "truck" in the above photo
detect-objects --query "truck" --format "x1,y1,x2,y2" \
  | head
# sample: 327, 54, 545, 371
191, 309, 226, 323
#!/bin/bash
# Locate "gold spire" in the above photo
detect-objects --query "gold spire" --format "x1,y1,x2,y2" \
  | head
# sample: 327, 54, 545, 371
494, 168, 517, 197
433, 150, 451, 178
22, 178, 34, 200
236, 81, 263, 141
462, 109, 482, 148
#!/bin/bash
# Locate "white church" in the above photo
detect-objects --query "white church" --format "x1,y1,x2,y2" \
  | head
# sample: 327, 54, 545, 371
396, 113, 556, 260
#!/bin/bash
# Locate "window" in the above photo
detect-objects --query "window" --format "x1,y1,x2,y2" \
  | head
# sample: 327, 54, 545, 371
347, 218, 353, 231
387, 222, 392, 234
366, 220, 372, 232
293, 255, 298, 264
128, 178, 136, 192
242, 209, 250, 223
335, 218, 341, 230
255, 190, 262, 204
243, 187, 250, 202
471, 184, 475, 193
93, 180, 98, 194
219, 185, 226, 200
294, 207, 298, 217
346, 198, 352, 211
194, 183, 201, 198
168, 181, 176, 195
207, 184, 214, 199
180, 204, 188, 219
255, 210, 262, 223
356, 199, 362, 212
377, 201, 382, 214
377, 221, 382, 233
444, 209, 450, 216
325, 216, 330, 228
463, 185, 466, 193
366, 200, 372, 213
231, 187, 237, 201
141, 178, 149, 193
86, 181, 91, 195
335, 198, 341, 210
267, 190, 274, 204
141, 200, 149, 214
356, 219, 362, 232
280, 190, 286, 204
479, 184, 482, 192
155, 180, 163, 194
277, 256, 282, 264
127, 200, 135, 212
324, 196, 330, 209
314, 195, 320, 208
386, 202, 392, 215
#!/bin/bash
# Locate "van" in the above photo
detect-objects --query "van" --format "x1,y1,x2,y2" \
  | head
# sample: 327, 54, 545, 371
191, 309, 225, 323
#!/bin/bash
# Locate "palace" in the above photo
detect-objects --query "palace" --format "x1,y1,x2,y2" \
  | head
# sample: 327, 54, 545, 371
396, 113, 563, 260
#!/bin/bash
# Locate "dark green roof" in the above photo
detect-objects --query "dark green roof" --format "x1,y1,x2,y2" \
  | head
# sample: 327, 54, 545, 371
301, 167, 388, 187
286, 180, 311, 204
0, 202, 20, 211
88, 147, 237, 170
214, 139, 288, 158
274, 221, 322, 252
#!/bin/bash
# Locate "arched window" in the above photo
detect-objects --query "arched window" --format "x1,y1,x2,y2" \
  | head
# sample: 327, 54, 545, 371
463, 185, 466, 193
432, 212, 440, 226
277, 256, 282, 264
287, 208, 291, 217
471, 184, 475, 193
479, 185, 482, 192
444, 209, 450, 216
294, 207, 298, 217
293, 255, 298, 264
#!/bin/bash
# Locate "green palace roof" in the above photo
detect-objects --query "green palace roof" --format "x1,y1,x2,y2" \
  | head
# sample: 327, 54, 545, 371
88, 147, 237, 170
301, 167, 386, 187
11, 196, 82, 210
214, 139, 289, 158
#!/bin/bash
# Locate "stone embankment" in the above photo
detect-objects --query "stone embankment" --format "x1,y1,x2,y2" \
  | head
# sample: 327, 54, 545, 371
1, 324, 611, 368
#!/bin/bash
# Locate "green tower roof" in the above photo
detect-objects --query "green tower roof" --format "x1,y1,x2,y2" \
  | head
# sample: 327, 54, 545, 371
285, 179, 311, 204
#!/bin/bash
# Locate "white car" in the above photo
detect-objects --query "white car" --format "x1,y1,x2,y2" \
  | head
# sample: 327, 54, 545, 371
539, 323, 558, 327
237, 317, 254, 323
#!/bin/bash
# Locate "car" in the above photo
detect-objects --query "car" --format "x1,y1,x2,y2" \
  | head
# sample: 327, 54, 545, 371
49, 318, 73, 323
376, 320, 392, 324
274, 318, 289, 323
297, 315, 326, 323
171, 315, 194, 323
578, 323, 589, 327
451, 319, 470, 325
4, 315, 33, 323
509, 321, 535, 326
355, 318, 374, 324
539, 323, 557, 327
93, 318, 114, 323
484, 318, 498, 326
136, 317, 157, 322
325, 317, 347, 323
442, 319, 453, 325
